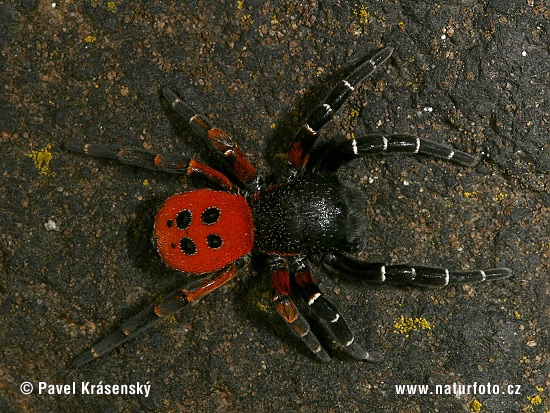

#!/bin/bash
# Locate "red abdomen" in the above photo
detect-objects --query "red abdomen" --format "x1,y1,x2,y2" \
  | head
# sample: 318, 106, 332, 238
154, 190, 254, 274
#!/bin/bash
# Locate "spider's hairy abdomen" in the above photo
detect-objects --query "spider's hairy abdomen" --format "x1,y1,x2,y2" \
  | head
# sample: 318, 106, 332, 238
250, 174, 366, 255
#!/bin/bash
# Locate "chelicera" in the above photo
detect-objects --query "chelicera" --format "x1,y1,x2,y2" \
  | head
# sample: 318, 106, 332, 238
69, 47, 511, 365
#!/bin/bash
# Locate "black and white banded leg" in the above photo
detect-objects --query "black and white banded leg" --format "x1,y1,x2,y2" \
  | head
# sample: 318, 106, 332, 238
65, 142, 234, 190
269, 257, 331, 362
65, 142, 190, 173
73, 265, 238, 366
289, 47, 394, 170
308, 134, 478, 173
326, 252, 512, 286
290, 257, 383, 362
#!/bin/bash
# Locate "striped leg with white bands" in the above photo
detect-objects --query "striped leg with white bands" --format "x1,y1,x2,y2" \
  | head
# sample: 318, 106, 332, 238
289, 47, 394, 170
291, 258, 383, 362
312, 134, 479, 173
326, 253, 512, 286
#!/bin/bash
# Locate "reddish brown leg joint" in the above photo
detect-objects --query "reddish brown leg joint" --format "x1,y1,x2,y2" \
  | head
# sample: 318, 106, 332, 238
208, 128, 257, 184
187, 159, 233, 190
271, 267, 298, 324
182, 264, 238, 303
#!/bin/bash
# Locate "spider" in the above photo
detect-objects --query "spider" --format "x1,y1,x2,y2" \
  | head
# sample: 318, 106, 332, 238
69, 46, 511, 366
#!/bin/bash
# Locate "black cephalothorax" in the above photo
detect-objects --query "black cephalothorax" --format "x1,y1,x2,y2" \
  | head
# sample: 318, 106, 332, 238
251, 174, 366, 255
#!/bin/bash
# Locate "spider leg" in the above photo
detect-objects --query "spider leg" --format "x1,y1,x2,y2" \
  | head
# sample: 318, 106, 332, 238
290, 257, 383, 362
326, 252, 512, 286
268, 257, 331, 362
289, 46, 393, 171
73, 264, 237, 367
162, 88, 258, 187
309, 134, 477, 173
65, 142, 233, 190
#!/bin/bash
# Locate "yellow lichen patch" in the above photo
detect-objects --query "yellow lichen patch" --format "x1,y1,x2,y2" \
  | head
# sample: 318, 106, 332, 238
354, 6, 371, 24
405, 80, 419, 91
527, 394, 542, 405
352, 4, 384, 25
270, 123, 276, 130
470, 398, 482, 412
520, 355, 529, 363
348, 108, 360, 119
463, 190, 478, 199
493, 192, 508, 202
165, 314, 177, 324
237, 0, 244, 10
526, 386, 547, 407
142, 179, 150, 187
28, 144, 55, 176
393, 315, 432, 337
241, 13, 253, 23
107, 1, 116, 13
270, 14, 279, 24
513, 310, 522, 319
84, 35, 97, 43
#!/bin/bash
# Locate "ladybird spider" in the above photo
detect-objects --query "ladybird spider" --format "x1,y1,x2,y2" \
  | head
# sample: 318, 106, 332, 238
69, 46, 511, 366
